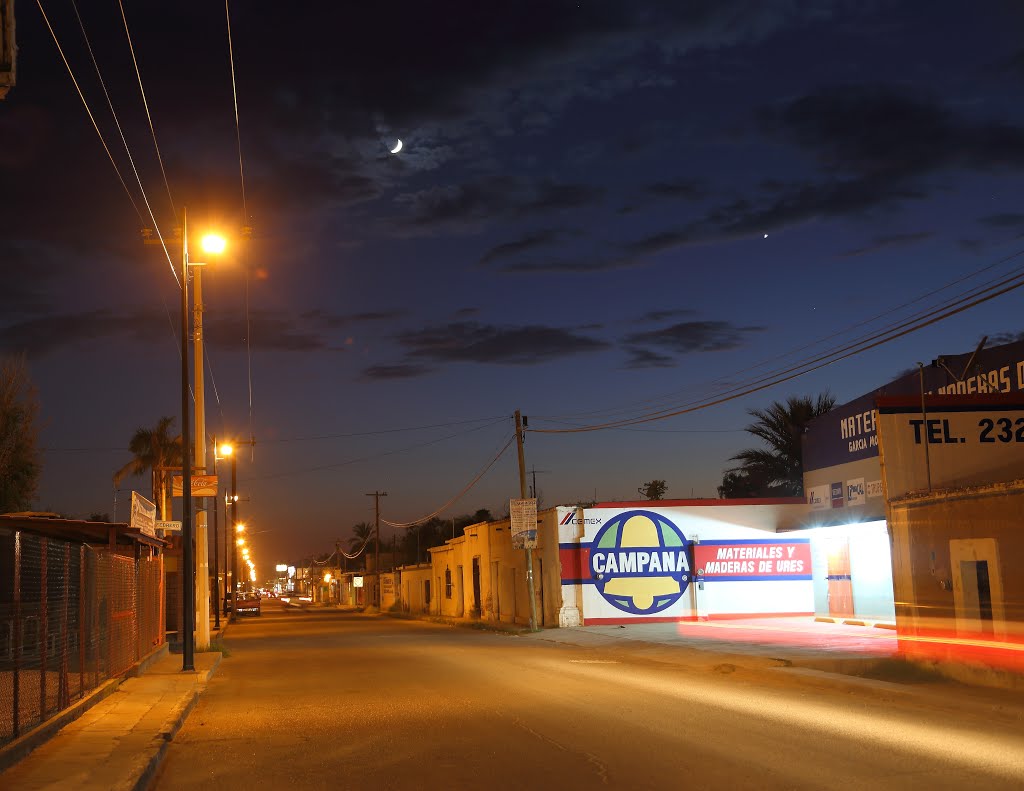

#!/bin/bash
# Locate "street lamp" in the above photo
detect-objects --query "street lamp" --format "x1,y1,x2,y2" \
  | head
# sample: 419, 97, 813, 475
148, 214, 228, 668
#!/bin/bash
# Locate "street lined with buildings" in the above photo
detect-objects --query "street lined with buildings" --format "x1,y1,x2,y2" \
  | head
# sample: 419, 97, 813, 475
153, 610, 1024, 791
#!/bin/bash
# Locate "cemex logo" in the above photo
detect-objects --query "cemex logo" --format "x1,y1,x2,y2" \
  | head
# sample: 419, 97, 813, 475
560, 511, 602, 526
588, 510, 691, 616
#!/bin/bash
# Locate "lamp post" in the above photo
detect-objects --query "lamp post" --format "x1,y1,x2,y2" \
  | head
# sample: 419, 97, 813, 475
151, 209, 227, 670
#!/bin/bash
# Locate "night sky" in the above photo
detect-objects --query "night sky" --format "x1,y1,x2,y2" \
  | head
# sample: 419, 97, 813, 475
3, 2, 1024, 573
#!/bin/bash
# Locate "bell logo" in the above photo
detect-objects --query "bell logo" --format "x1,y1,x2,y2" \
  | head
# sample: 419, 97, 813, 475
589, 510, 690, 615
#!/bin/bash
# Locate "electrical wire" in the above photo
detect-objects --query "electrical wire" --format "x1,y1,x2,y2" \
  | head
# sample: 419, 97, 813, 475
68, 0, 181, 295
531, 261, 1024, 434
534, 246, 1024, 427
259, 415, 510, 444
35, 3, 144, 223
117, 0, 177, 222
223, 0, 256, 459
224, 0, 247, 221
244, 417, 510, 482
381, 433, 516, 528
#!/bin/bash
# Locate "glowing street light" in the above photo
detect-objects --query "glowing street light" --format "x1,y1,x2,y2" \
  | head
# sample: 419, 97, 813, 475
201, 233, 227, 255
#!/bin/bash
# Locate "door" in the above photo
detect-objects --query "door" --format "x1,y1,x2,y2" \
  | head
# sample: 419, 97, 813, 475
825, 538, 854, 617
537, 558, 545, 627
491, 561, 500, 619
472, 557, 481, 616
456, 566, 464, 617
951, 538, 1004, 637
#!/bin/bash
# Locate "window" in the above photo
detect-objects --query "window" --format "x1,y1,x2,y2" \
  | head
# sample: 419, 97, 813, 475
424, 579, 431, 605
445, 568, 452, 598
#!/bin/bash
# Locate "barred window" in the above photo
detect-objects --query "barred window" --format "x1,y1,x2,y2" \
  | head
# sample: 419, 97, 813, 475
445, 568, 452, 598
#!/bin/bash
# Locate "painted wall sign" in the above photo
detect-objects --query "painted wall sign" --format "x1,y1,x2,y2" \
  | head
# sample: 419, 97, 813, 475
588, 510, 691, 616
876, 395, 1024, 498
694, 540, 811, 580
804, 339, 1024, 472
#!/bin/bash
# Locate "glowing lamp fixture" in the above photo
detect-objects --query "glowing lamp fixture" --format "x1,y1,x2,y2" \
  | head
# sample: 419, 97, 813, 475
324, 573, 332, 583
200, 233, 227, 255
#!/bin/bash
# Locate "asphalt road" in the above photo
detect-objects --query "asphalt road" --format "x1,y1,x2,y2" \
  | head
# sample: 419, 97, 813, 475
155, 609, 1024, 790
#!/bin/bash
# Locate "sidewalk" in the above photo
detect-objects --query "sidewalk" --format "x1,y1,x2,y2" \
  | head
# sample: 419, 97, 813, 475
1, 637, 222, 791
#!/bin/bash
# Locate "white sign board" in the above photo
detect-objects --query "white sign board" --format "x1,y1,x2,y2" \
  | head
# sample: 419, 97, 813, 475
510, 498, 538, 550
877, 395, 1024, 499
130, 492, 157, 537
354, 576, 364, 588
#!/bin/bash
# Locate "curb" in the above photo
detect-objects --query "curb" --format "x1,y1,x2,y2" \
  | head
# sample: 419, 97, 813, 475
132, 688, 202, 791
0, 643, 172, 774
136, 652, 222, 791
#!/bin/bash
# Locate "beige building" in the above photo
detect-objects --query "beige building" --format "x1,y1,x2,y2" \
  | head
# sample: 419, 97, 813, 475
426, 508, 562, 627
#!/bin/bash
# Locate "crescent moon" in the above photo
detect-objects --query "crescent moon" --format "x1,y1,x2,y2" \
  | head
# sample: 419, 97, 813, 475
390, 139, 403, 154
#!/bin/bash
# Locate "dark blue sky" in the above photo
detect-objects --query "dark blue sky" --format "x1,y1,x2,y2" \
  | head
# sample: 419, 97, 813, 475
3, 2, 1024, 571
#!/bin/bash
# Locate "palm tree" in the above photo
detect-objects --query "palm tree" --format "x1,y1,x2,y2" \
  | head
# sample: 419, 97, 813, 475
113, 416, 182, 519
349, 521, 374, 553
724, 392, 836, 497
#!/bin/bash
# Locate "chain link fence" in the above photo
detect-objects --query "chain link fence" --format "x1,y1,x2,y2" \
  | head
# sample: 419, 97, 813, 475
0, 528, 164, 746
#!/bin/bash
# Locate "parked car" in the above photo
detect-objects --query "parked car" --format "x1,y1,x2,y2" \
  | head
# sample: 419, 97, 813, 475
235, 591, 261, 616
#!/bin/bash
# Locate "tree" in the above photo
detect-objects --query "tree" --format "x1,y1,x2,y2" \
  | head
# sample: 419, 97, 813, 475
113, 417, 182, 520
639, 480, 668, 500
0, 355, 42, 513
723, 392, 836, 497
349, 521, 374, 552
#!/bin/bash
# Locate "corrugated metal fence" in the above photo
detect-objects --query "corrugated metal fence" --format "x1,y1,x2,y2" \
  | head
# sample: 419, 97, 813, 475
0, 529, 164, 745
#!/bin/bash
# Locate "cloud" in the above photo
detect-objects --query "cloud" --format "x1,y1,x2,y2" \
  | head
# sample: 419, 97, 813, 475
763, 85, 1024, 177
623, 348, 676, 369
361, 363, 435, 381
985, 330, 1024, 346
977, 213, 1024, 228
395, 321, 610, 365
478, 229, 568, 266
498, 254, 637, 273
396, 178, 604, 231
624, 87, 1024, 259
838, 231, 933, 258
0, 307, 359, 357
0, 310, 168, 357
300, 309, 407, 328
636, 309, 697, 323
625, 320, 764, 354
644, 180, 707, 200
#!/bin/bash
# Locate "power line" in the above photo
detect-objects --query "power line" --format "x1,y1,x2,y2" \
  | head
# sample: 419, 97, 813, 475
259, 415, 510, 444
223, 0, 256, 459
381, 433, 516, 528
531, 260, 1024, 434
244, 417, 510, 482
35, 2, 142, 221
117, 0, 177, 222
534, 246, 1024, 427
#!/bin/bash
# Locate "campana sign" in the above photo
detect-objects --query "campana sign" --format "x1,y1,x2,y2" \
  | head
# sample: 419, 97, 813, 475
588, 510, 691, 616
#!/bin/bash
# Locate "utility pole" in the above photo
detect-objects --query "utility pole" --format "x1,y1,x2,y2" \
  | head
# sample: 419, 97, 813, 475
335, 540, 341, 604
366, 491, 387, 607
212, 480, 220, 630
179, 208, 195, 672
529, 466, 551, 502
515, 410, 538, 632
230, 452, 239, 620
193, 256, 211, 651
